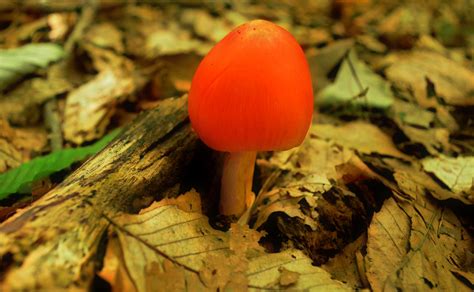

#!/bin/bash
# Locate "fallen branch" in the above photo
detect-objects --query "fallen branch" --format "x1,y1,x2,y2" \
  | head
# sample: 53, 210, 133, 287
0, 95, 198, 290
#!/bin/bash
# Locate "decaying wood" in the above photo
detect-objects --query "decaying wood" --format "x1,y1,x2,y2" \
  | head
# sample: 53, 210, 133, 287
0, 95, 198, 290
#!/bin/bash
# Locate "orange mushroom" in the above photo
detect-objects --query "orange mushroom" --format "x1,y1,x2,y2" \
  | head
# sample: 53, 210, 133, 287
188, 20, 313, 216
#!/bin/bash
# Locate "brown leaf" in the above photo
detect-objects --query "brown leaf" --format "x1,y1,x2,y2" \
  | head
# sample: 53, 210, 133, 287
63, 69, 135, 144
384, 50, 474, 107
106, 201, 350, 291
147, 260, 186, 292
151, 188, 202, 213
278, 267, 300, 287
322, 233, 368, 289
0, 77, 72, 126
0, 119, 47, 173
365, 197, 411, 292
84, 22, 124, 53
422, 155, 474, 203
364, 197, 471, 291
313, 122, 411, 160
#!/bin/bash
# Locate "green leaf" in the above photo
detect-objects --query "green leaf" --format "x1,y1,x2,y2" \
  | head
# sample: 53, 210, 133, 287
0, 129, 120, 200
0, 43, 65, 91
319, 50, 394, 110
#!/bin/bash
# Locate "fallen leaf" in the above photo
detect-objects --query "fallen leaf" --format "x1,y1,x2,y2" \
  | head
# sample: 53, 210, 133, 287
306, 39, 354, 91
356, 34, 387, 53
319, 50, 394, 110
422, 155, 474, 203
148, 260, 186, 292
0, 121, 24, 173
181, 9, 237, 43
383, 50, 474, 107
247, 249, 350, 291
84, 22, 124, 53
365, 197, 471, 291
63, 69, 135, 144
0, 43, 65, 91
278, 266, 300, 287
365, 197, 411, 292
151, 188, 202, 213
322, 233, 367, 289
98, 233, 136, 292
312, 121, 410, 160
145, 23, 208, 57
0, 77, 72, 126
0, 119, 47, 174
377, 5, 431, 48
390, 100, 454, 155
107, 201, 351, 291
229, 223, 264, 257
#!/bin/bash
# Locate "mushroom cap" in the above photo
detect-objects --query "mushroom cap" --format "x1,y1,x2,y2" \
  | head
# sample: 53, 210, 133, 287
188, 20, 313, 152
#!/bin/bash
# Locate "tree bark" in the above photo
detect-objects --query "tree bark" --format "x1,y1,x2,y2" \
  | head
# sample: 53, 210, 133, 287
0, 95, 198, 290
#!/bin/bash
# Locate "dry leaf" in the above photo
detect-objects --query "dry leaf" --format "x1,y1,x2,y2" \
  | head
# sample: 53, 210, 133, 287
306, 39, 354, 91
278, 266, 300, 286
63, 69, 135, 144
145, 23, 209, 57
364, 197, 471, 291
151, 188, 202, 213
85, 22, 124, 53
106, 202, 351, 291
364, 197, 411, 291
0, 119, 47, 173
147, 260, 186, 292
422, 155, 474, 203
322, 233, 367, 289
98, 233, 137, 292
247, 249, 350, 291
181, 9, 236, 43
0, 77, 72, 126
229, 223, 264, 256
391, 100, 454, 155
384, 50, 474, 107
313, 122, 410, 160
377, 5, 431, 48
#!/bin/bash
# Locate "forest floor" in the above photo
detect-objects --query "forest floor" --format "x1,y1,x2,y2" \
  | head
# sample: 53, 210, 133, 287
0, 1, 473, 291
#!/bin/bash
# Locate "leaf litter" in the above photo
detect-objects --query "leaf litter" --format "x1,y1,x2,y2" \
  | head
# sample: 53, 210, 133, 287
0, 1, 473, 291
100, 195, 350, 291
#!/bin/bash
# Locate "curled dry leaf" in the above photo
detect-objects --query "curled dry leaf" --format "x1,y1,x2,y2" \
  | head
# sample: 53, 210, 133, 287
63, 69, 135, 144
255, 135, 349, 230
254, 131, 376, 264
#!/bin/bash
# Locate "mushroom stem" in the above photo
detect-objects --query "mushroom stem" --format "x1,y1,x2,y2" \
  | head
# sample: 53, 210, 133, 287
219, 151, 257, 216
